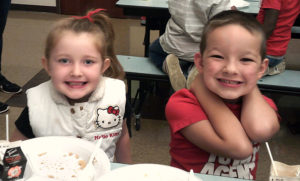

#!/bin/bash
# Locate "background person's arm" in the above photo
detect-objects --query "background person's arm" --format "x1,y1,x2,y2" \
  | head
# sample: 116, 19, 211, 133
261, 9, 279, 38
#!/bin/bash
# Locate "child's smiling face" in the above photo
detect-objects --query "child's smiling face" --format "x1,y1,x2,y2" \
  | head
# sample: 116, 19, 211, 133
43, 31, 110, 102
196, 24, 268, 101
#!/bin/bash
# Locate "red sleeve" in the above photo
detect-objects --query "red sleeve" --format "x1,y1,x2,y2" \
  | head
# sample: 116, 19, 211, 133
263, 96, 277, 111
165, 89, 208, 134
261, 0, 281, 10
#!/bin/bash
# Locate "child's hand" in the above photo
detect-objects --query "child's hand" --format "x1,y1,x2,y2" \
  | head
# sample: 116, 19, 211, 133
186, 72, 254, 159
189, 73, 203, 92
189, 73, 214, 99
189, 73, 225, 106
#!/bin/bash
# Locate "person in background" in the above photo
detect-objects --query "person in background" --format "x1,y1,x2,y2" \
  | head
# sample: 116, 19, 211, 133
256, 0, 300, 75
11, 9, 131, 163
149, 0, 233, 91
0, 0, 22, 113
165, 10, 280, 179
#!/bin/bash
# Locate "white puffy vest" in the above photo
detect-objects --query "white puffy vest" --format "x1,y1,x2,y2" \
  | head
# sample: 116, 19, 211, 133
26, 77, 126, 161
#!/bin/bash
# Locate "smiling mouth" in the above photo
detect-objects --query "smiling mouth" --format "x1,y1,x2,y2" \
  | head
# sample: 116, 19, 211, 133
65, 81, 87, 87
218, 79, 242, 85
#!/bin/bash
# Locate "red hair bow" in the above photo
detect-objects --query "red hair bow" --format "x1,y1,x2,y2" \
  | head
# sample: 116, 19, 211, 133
72, 8, 106, 23
107, 106, 119, 116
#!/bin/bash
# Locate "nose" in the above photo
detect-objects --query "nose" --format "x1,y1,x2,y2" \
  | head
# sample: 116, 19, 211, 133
70, 63, 83, 77
223, 59, 238, 74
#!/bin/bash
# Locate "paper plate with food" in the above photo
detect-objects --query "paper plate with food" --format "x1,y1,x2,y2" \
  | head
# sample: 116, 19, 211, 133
99, 163, 202, 181
20, 136, 110, 181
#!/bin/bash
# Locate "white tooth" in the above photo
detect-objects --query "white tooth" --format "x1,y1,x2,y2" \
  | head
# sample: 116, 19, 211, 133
230, 80, 238, 84
69, 82, 83, 86
221, 79, 239, 84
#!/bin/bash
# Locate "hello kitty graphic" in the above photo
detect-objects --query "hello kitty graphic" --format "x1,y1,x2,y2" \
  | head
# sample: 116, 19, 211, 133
95, 106, 122, 129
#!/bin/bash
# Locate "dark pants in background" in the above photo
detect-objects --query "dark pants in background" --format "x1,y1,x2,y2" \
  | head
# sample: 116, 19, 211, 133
0, 0, 11, 73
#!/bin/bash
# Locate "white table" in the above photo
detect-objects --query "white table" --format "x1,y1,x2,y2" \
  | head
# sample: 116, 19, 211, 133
116, 0, 260, 14
237, 0, 260, 14
111, 162, 252, 181
116, 0, 168, 10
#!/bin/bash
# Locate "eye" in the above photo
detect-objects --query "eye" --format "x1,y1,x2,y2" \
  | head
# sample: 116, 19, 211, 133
241, 58, 254, 62
211, 55, 224, 59
58, 58, 69, 64
84, 59, 94, 65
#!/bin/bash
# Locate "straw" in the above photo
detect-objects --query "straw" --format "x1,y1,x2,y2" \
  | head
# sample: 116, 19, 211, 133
188, 169, 196, 181
296, 168, 300, 177
6, 114, 9, 141
265, 142, 278, 176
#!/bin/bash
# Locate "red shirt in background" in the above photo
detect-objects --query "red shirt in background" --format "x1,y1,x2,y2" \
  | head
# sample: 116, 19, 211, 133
256, 0, 300, 56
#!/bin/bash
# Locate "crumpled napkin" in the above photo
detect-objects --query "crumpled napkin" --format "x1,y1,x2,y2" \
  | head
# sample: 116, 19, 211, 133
270, 161, 300, 178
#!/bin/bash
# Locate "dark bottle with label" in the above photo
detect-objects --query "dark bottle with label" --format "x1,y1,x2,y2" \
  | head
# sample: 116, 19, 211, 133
1, 147, 27, 181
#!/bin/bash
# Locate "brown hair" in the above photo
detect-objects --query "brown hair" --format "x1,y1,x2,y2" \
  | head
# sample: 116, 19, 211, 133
44, 9, 125, 80
200, 10, 266, 60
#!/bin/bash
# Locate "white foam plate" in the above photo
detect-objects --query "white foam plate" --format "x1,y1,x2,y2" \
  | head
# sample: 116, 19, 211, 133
99, 163, 202, 181
20, 136, 110, 181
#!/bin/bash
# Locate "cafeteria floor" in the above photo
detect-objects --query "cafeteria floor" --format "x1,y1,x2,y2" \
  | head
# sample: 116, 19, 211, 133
1, 11, 300, 181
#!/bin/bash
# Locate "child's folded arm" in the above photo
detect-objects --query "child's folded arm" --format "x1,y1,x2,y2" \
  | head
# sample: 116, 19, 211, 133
181, 119, 253, 159
241, 86, 280, 143
187, 74, 253, 159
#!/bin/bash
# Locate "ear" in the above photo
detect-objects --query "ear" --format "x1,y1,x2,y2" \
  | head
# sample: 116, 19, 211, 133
101, 58, 111, 74
42, 57, 51, 76
194, 52, 204, 73
257, 58, 269, 79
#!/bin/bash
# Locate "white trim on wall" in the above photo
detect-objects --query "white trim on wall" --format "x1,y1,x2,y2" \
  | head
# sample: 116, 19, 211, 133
11, 0, 56, 7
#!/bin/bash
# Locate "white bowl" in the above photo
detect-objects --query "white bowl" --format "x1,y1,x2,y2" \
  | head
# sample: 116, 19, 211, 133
20, 136, 110, 181
99, 163, 202, 181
